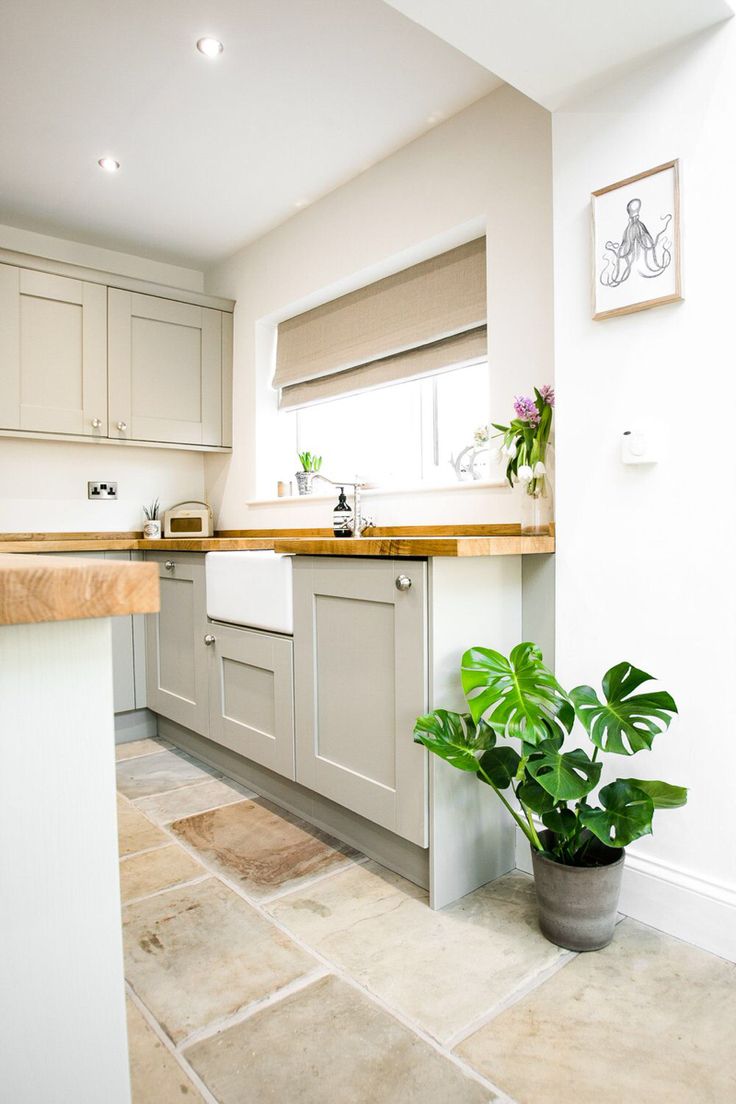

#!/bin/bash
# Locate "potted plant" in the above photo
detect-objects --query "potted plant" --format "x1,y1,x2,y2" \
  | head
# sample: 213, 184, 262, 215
489, 385, 555, 533
142, 498, 161, 539
295, 451, 323, 495
414, 642, 686, 951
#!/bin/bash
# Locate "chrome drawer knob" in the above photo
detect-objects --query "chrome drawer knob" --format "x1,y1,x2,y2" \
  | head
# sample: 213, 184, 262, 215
116, 420, 127, 432
91, 417, 102, 429
395, 574, 412, 592
204, 633, 216, 646
164, 560, 175, 571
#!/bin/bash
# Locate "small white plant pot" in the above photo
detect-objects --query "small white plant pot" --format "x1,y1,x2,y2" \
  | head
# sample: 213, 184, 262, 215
143, 519, 161, 539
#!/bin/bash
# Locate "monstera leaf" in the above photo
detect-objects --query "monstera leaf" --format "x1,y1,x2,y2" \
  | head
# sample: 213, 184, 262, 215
461, 643, 571, 746
477, 746, 521, 790
618, 778, 688, 808
570, 662, 677, 756
516, 778, 555, 814
413, 709, 496, 772
579, 780, 654, 847
526, 742, 602, 802
541, 806, 578, 840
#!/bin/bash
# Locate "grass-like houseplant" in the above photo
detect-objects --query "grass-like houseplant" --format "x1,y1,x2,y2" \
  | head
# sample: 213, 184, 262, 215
414, 642, 686, 950
295, 451, 323, 495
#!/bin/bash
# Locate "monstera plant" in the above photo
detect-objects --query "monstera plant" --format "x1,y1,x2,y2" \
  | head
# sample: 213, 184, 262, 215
414, 643, 687, 867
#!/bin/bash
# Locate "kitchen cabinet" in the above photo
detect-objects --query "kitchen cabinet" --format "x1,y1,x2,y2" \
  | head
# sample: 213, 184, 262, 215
145, 552, 295, 773
292, 556, 428, 847
0, 255, 233, 450
208, 622, 295, 779
107, 290, 223, 447
0, 264, 107, 436
145, 554, 210, 735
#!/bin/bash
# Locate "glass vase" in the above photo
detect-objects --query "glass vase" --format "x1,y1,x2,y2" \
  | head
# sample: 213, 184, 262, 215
521, 475, 553, 535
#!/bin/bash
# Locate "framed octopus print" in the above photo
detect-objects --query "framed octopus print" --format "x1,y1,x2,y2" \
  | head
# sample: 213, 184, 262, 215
592, 160, 681, 320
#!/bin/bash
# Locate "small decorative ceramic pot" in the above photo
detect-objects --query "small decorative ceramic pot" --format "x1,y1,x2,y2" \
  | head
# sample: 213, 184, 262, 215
295, 471, 315, 495
143, 519, 162, 539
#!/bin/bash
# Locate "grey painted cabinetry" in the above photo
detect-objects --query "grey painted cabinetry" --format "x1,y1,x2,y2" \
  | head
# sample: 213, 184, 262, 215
145, 555, 210, 736
292, 556, 429, 848
0, 260, 233, 449
145, 553, 295, 769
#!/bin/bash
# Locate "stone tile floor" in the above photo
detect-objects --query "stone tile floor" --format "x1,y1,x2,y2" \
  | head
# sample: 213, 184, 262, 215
116, 737, 736, 1104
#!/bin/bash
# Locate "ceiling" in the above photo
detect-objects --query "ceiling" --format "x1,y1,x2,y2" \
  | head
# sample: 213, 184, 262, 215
384, 0, 734, 111
0, 0, 501, 269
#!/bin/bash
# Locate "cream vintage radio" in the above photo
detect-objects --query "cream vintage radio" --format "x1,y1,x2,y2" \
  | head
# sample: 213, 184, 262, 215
163, 500, 214, 538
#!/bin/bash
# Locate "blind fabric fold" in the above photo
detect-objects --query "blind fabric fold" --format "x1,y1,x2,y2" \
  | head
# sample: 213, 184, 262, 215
274, 237, 486, 409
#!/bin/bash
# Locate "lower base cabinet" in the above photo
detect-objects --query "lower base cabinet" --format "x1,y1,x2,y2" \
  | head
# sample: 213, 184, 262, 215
292, 557, 429, 848
208, 623, 295, 780
145, 552, 296, 776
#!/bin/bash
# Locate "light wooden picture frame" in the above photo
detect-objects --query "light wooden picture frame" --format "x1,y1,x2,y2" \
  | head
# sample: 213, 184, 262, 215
591, 160, 682, 321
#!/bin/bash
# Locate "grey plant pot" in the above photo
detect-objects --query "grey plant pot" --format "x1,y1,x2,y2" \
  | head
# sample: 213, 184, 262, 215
531, 830, 625, 952
295, 471, 315, 495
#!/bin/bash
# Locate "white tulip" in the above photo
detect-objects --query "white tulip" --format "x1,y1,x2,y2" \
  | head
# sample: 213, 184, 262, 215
517, 464, 533, 483
533, 461, 547, 476
502, 441, 517, 460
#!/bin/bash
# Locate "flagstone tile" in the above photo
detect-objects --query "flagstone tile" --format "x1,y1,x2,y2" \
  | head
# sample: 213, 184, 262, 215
126, 998, 204, 1103
267, 864, 566, 1042
116, 749, 217, 800
134, 778, 256, 825
185, 974, 496, 1104
116, 738, 171, 762
120, 844, 205, 903
170, 797, 361, 900
123, 877, 317, 1044
117, 795, 168, 858
456, 918, 736, 1104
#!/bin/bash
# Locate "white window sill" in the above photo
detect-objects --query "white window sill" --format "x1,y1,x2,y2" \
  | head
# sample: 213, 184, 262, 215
247, 478, 510, 508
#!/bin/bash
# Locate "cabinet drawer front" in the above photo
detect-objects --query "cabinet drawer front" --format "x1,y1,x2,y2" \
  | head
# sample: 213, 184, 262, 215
209, 625, 295, 780
293, 557, 428, 846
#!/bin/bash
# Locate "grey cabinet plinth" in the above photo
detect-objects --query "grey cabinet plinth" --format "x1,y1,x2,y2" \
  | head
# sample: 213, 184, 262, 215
208, 623, 295, 780
292, 556, 428, 848
144, 554, 209, 736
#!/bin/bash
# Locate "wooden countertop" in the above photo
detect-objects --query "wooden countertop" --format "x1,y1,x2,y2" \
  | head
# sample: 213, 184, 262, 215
0, 525, 555, 558
0, 554, 160, 626
271, 535, 555, 557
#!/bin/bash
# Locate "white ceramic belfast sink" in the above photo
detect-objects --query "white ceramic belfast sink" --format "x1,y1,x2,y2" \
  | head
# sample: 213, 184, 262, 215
205, 551, 293, 634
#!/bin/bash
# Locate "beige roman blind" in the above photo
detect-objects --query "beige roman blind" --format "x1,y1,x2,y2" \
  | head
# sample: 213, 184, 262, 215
274, 237, 487, 409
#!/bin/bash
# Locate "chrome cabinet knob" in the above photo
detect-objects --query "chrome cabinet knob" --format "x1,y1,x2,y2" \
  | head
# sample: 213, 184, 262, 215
164, 560, 175, 572
395, 574, 412, 592
91, 417, 102, 429
204, 633, 216, 646
116, 420, 127, 432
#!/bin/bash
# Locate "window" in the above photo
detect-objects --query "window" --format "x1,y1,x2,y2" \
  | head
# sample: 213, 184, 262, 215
294, 359, 490, 488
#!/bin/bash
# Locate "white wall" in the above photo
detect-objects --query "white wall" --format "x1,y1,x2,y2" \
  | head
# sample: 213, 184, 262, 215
0, 223, 204, 292
0, 227, 206, 531
204, 85, 553, 529
553, 23, 736, 956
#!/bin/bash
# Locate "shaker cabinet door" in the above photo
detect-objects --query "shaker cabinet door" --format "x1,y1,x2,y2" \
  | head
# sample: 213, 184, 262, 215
0, 264, 107, 436
293, 557, 428, 846
107, 289, 222, 446
208, 623, 295, 779
145, 558, 209, 735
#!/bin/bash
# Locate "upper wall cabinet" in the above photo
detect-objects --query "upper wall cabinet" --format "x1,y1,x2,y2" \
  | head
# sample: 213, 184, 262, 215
0, 258, 234, 450
108, 290, 225, 448
0, 265, 108, 437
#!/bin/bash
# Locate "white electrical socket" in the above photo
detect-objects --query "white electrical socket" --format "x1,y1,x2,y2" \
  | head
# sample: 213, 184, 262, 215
88, 481, 118, 499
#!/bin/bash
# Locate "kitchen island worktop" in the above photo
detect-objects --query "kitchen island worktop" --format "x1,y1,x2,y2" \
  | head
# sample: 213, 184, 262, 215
0, 524, 554, 557
0, 552, 159, 625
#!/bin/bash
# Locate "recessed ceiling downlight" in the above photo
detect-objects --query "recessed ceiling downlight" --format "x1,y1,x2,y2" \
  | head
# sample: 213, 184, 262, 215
197, 37, 224, 58
98, 157, 120, 172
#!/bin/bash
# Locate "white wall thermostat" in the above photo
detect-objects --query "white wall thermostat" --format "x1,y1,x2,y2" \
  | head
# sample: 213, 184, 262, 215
621, 428, 658, 465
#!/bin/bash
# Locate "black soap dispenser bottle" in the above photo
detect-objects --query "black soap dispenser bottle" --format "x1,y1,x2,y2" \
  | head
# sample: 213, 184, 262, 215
333, 487, 354, 538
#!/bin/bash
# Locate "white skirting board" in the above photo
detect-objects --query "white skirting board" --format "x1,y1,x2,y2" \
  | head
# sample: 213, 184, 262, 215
515, 828, 736, 963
